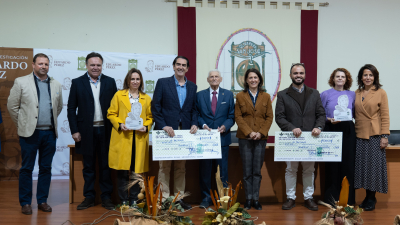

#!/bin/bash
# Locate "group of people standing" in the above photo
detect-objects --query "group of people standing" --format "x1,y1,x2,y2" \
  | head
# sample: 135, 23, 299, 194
8, 52, 389, 215
275, 63, 390, 212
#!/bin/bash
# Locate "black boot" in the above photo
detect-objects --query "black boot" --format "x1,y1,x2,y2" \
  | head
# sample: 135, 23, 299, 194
364, 190, 376, 211
359, 189, 371, 208
359, 196, 368, 208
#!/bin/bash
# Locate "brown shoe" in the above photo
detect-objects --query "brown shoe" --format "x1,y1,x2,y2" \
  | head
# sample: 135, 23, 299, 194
38, 202, 52, 212
21, 204, 32, 215
304, 199, 318, 211
282, 199, 296, 210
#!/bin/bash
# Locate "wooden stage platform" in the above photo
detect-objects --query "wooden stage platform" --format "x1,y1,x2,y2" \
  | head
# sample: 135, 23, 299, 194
0, 180, 399, 225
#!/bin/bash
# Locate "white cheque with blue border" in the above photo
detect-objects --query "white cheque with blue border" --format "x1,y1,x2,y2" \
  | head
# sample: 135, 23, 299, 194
274, 131, 343, 162
152, 130, 222, 161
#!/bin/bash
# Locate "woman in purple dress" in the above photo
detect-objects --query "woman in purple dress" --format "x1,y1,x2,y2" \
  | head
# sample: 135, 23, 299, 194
320, 68, 356, 206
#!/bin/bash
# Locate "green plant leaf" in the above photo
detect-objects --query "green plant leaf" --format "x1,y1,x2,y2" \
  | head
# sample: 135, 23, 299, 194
176, 204, 185, 212
225, 202, 240, 218
235, 207, 251, 218
344, 206, 356, 214
218, 208, 227, 214
242, 211, 251, 219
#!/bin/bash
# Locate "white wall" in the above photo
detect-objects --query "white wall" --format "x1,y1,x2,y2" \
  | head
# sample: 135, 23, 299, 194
1, 0, 399, 129
0, 0, 177, 55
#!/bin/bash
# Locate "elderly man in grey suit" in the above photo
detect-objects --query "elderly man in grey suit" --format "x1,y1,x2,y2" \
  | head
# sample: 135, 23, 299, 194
275, 63, 325, 211
7, 53, 63, 215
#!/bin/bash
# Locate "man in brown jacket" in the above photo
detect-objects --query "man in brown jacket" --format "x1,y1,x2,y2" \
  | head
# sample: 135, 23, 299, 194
275, 63, 326, 211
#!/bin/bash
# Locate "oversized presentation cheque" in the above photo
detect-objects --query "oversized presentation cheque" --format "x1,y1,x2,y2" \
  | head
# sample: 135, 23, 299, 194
274, 131, 343, 162
152, 130, 222, 161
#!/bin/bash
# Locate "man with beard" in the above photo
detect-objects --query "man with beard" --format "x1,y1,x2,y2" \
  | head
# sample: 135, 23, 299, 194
151, 56, 198, 210
275, 63, 326, 211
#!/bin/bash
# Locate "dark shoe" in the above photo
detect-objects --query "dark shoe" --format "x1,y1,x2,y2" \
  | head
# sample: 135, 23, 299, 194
200, 201, 211, 208
21, 204, 32, 215
77, 198, 95, 210
176, 200, 192, 210
102, 199, 115, 210
304, 198, 318, 211
244, 199, 252, 210
38, 203, 52, 212
363, 197, 377, 211
282, 199, 296, 210
359, 196, 368, 208
252, 200, 262, 210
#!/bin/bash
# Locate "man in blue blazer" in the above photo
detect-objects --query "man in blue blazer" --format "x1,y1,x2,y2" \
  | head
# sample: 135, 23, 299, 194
67, 52, 117, 210
196, 69, 235, 208
151, 56, 198, 210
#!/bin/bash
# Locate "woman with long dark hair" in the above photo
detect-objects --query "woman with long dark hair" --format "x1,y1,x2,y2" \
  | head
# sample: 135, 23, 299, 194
354, 64, 390, 211
235, 68, 273, 210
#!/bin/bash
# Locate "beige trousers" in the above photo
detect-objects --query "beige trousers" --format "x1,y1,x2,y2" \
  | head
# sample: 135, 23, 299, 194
158, 160, 186, 199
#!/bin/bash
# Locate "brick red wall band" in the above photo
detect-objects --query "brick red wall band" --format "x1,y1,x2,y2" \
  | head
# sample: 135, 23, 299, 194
177, 7, 197, 83
301, 10, 319, 89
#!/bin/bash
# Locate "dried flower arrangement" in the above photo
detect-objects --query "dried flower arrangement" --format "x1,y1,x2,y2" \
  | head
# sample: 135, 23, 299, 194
315, 177, 364, 225
114, 173, 194, 225
201, 167, 266, 225
394, 215, 400, 225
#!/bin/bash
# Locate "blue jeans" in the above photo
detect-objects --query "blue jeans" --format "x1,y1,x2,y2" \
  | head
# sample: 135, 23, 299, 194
19, 129, 56, 206
82, 126, 113, 201
199, 145, 229, 203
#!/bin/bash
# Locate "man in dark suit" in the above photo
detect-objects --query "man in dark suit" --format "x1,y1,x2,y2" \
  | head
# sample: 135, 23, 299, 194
151, 56, 198, 210
67, 52, 117, 210
196, 69, 235, 208
275, 63, 326, 211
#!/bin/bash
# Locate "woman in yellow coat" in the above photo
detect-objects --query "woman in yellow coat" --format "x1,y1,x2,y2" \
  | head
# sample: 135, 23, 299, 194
107, 68, 153, 205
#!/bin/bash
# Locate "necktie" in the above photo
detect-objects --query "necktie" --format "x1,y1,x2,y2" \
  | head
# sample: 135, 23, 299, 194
211, 91, 217, 115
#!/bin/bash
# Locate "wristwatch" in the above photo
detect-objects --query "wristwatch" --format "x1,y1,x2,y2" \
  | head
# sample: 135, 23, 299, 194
317, 127, 322, 130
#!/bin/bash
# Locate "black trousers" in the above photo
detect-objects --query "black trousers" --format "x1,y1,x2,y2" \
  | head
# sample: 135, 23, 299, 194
82, 126, 113, 201
117, 131, 140, 203
323, 121, 356, 205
